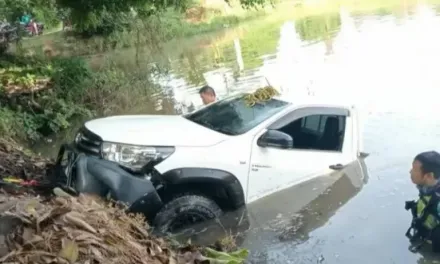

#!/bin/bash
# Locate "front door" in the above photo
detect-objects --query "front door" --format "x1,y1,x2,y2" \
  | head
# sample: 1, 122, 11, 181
246, 106, 357, 203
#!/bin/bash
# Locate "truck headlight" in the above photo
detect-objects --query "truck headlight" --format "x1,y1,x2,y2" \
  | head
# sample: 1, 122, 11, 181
101, 142, 174, 171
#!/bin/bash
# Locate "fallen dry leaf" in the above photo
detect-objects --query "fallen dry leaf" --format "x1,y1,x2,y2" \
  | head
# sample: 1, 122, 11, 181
59, 239, 79, 263
0, 140, 249, 264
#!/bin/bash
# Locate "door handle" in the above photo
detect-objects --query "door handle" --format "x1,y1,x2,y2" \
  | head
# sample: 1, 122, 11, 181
329, 164, 344, 170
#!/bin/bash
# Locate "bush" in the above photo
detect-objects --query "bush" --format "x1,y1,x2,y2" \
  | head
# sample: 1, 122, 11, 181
0, 108, 24, 140
0, 55, 93, 141
32, 6, 61, 29
0, 53, 168, 141
0, 0, 62, 30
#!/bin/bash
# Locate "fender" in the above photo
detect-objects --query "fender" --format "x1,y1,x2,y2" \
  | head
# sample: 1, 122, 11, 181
160, 168, 246, 209
80, 156, 163, 221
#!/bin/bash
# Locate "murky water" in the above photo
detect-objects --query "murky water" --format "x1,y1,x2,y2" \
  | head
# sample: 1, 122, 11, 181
33, 1, 440, 262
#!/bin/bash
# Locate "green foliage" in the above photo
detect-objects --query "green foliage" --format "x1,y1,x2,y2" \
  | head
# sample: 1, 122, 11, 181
32, 5, 60, 29
1, 0, 270, 36
0, 55, 93, 141
49, 57, 93, 99
0, 108, 24, 140
0, 0, 273, 143
55, 0, 151, 36
55, 0, 269, 36
0, 0, 60, 29
0, 52, 168, 141
67, 8, 134, 36
295, 12, 342, 42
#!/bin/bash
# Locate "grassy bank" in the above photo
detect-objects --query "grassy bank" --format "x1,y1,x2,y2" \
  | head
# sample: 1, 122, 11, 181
0, 53, 172, 142
17, 4, 276, 57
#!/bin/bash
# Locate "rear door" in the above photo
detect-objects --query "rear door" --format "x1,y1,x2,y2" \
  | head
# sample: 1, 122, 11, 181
246, 106, 359, 203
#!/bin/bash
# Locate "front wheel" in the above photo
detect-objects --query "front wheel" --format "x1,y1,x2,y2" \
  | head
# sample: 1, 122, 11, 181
153, 194, 223, 234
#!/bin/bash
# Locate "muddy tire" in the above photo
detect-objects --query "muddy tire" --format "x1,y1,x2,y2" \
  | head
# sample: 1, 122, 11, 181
153, 195, 223, 234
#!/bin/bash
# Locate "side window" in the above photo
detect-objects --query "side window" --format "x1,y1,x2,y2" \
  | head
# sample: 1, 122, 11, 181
278, 114, 346, 151
303, 115, 320, 131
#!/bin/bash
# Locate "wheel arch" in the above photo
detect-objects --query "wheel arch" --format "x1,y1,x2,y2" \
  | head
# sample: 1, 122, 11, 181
157, 167, 246, 210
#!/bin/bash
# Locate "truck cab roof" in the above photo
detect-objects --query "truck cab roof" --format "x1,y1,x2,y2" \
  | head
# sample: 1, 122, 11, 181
271, 94, 354, 110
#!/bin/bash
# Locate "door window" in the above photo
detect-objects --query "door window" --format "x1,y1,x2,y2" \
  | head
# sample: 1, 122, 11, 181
278, 114, 346, 151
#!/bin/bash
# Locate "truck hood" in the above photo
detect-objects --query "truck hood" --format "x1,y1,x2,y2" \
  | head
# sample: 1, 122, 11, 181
84, 115, 228, 147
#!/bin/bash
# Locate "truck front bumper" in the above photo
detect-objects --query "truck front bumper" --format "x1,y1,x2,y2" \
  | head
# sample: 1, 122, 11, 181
52, 143, 163, 222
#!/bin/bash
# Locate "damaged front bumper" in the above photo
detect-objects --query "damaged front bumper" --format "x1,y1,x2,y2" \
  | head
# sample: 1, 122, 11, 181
52, 144, 163, 222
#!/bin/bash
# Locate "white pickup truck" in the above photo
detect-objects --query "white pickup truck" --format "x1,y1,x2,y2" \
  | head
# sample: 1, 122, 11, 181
71, 93, 363, 233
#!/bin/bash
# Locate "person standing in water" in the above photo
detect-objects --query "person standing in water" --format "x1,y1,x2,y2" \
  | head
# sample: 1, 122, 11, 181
199, 85, 216, 105
406, 151, 440, 252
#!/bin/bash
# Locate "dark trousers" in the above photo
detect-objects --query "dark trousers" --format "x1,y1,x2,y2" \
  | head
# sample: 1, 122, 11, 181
431, 227, 440, 253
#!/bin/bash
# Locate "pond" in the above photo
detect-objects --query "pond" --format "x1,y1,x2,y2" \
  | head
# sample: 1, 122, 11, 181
32, 0, 440, 262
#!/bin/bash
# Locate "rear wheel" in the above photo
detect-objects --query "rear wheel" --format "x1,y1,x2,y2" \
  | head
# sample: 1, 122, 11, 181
153, 194, 223, 234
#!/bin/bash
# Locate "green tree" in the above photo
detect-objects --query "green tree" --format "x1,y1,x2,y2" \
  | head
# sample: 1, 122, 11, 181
0, 0, 60, 28
56, 0, 271, 36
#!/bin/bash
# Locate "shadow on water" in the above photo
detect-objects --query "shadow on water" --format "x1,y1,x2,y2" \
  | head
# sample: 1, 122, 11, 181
172, 158, 369, 262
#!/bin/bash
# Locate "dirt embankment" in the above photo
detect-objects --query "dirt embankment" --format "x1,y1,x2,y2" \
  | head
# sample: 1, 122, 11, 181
0, 138, 51, 182
0, 140, 248, 264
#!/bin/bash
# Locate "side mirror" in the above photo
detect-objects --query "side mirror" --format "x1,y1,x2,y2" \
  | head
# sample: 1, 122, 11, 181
257, 130, 294, 149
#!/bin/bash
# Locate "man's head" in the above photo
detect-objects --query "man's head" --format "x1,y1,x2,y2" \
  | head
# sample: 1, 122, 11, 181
199, 85, 216, 105
411, 151, 440, 186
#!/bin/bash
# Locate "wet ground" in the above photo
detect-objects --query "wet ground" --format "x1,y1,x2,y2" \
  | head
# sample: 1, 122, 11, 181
32, 1, 440, 263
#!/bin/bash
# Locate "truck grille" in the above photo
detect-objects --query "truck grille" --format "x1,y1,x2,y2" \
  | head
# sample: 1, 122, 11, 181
74, 127, 102, 156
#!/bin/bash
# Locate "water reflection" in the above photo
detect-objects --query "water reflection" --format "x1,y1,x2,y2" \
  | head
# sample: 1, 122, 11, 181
165, 7, 355, 109
242, 158, 369, 263
295, 12, 341, 43
152, 6, 440, 262
161, 2, 440, 114
173, 158, 368, 263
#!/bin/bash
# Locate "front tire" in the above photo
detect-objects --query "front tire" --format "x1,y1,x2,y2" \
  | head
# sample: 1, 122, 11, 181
153, 194, 223, 234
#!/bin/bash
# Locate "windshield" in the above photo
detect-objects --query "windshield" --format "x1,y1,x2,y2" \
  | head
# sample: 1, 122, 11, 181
184, 94, 289, 135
